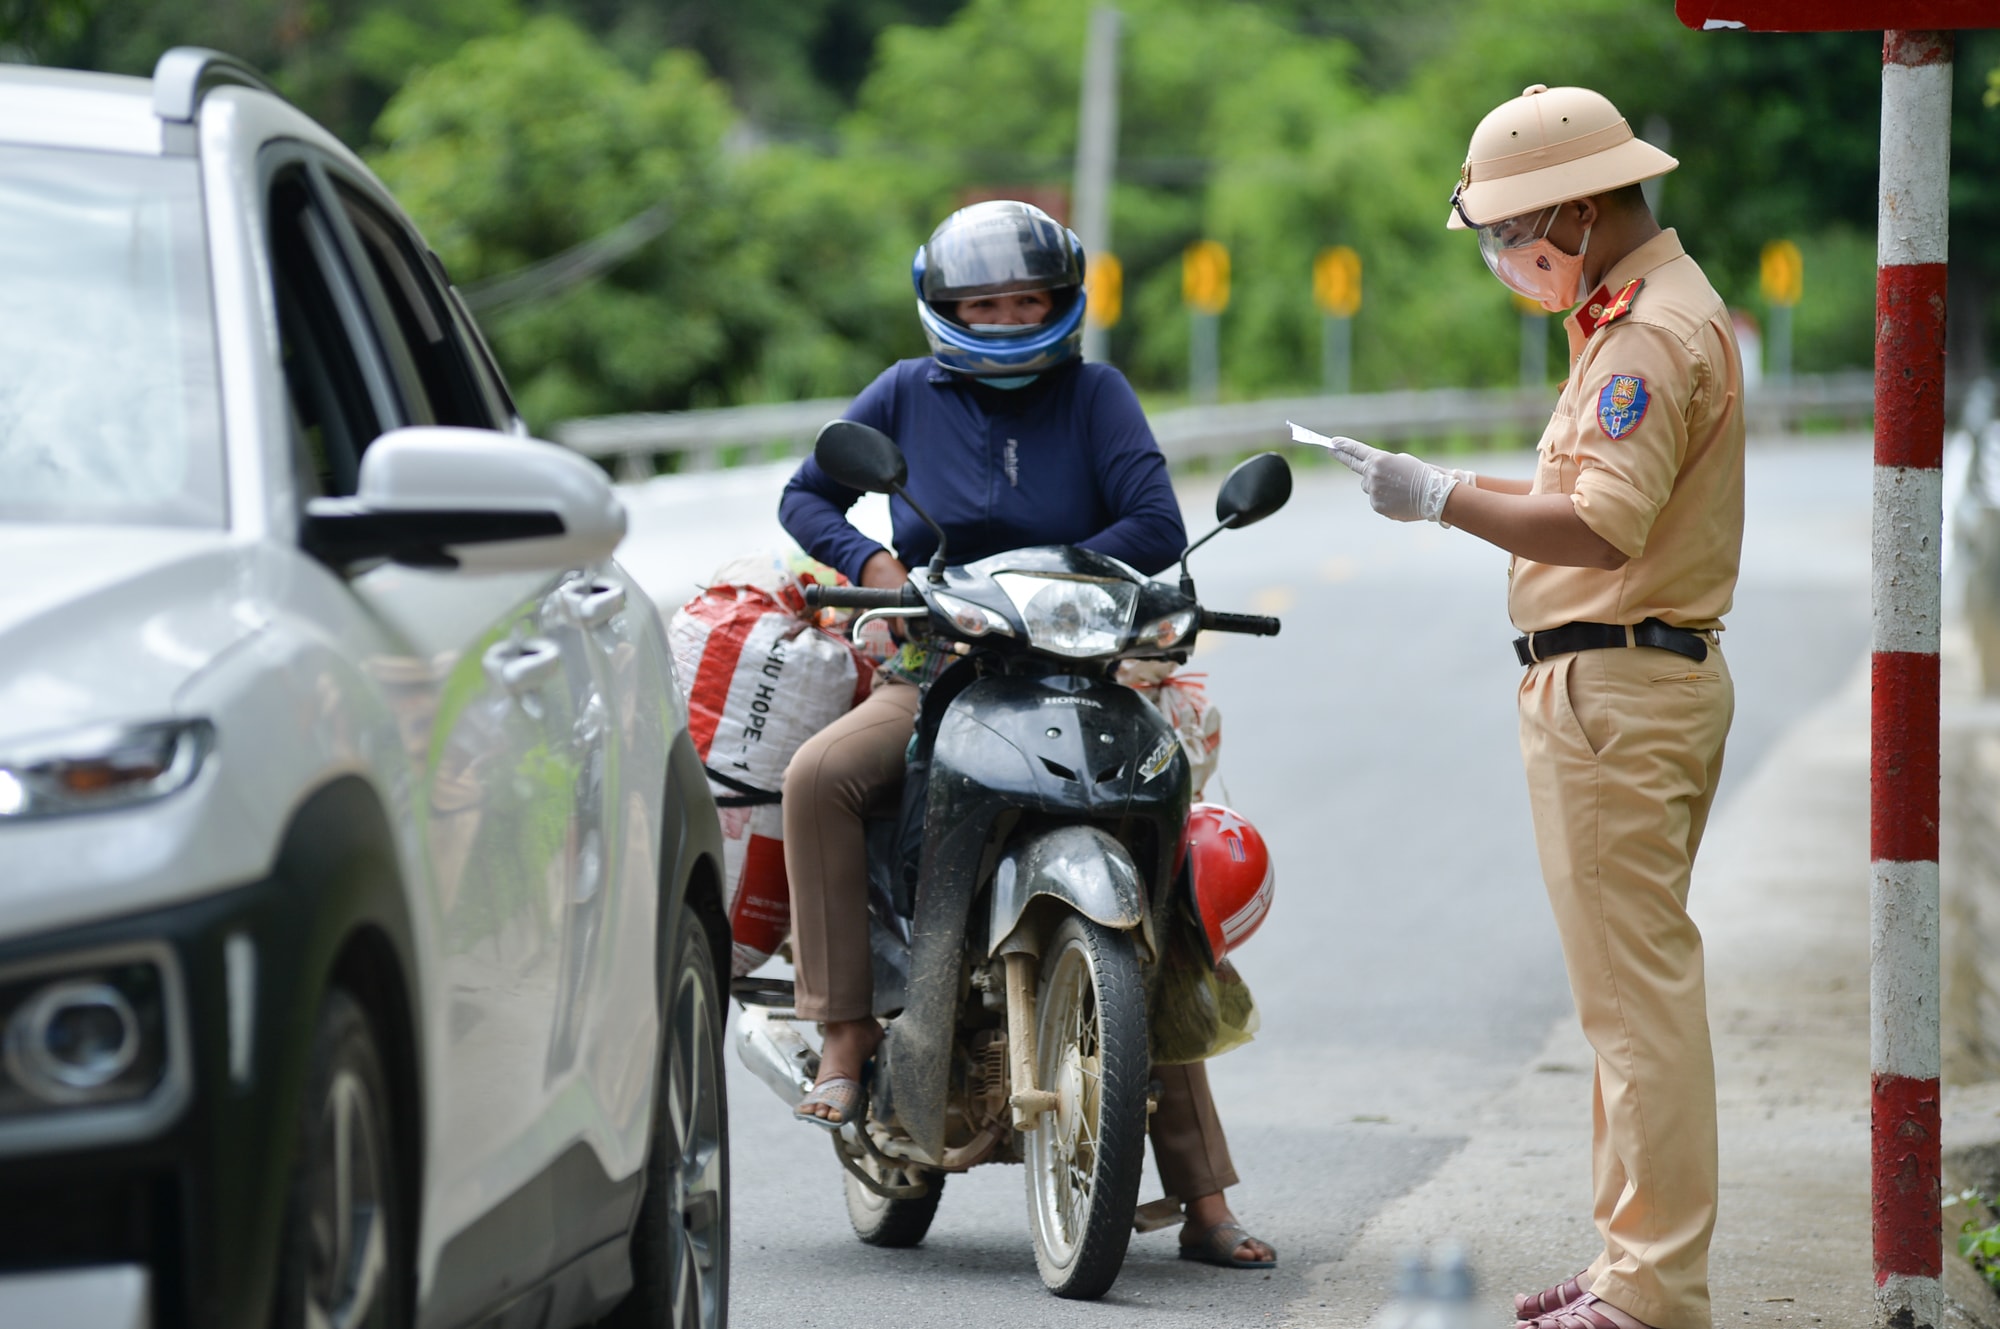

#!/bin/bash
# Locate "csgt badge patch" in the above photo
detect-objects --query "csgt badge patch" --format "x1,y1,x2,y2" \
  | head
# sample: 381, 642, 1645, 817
1597, 374, 1650, 440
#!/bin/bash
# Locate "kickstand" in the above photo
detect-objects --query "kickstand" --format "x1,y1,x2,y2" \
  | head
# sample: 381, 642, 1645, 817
1133, 1196, 1185, 1234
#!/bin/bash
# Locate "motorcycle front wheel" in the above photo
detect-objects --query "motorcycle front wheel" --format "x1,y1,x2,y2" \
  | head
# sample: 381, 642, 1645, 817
1023, 912, 1149, 1299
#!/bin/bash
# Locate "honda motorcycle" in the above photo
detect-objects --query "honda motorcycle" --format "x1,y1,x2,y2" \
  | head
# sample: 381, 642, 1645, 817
734, 420, 1288, 1299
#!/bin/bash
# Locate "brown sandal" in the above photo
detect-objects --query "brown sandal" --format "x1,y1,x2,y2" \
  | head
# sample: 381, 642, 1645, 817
1516, 1271, 1591, 1319
1522, 1294, 1656, 1329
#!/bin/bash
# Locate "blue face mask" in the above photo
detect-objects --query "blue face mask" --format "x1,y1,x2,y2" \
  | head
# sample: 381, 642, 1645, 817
981, 374, 1039, 390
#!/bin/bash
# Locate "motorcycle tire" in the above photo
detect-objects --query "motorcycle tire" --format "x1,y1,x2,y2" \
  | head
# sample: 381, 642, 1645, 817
843, 1158, 945, 1247
1023, 912, 1149, 1300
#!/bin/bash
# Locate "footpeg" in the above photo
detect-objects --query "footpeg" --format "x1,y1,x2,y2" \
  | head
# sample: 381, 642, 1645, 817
1133, 1196, 1185, 1233
731, 976, 795, 1008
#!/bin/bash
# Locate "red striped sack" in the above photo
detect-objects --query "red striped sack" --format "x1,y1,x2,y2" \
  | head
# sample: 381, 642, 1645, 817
670, 582, 869, 977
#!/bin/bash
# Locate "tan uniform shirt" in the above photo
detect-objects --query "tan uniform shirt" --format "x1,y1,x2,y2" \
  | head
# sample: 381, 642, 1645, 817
1508, 229, 1746, 634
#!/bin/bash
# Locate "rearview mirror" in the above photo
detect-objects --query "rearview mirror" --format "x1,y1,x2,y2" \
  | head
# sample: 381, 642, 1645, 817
1216, 452, 1293, 529
304, 426, 626, 573
814, 419, 908, 494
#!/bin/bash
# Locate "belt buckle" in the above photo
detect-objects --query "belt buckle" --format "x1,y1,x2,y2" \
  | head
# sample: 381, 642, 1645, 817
1524, 630, 1542, 664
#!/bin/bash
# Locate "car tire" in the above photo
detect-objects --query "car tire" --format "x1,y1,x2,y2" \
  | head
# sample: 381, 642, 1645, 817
272, 986, 410, 1329
604, 903, 730, 1329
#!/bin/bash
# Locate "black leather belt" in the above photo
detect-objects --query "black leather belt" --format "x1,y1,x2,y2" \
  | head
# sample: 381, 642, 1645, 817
1513, 617, 1710, 666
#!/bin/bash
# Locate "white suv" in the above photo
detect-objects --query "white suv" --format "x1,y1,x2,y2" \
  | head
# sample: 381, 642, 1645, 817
0, 48, 731, 1329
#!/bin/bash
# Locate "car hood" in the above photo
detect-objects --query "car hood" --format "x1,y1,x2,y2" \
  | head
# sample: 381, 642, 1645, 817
0, 524, 260, 746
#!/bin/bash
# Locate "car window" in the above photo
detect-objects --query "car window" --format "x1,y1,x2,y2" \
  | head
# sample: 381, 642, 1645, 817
0, 145, 225, 527
269, 169, 386, 499
335, 184, 501, 431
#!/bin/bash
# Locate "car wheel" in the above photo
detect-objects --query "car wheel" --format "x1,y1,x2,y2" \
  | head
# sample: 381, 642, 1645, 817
273, 987, 409, 1329
604, 903, 730, 1329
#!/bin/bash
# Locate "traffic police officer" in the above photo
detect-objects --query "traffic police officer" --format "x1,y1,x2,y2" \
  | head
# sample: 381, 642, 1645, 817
1322, 85, 1745, 1329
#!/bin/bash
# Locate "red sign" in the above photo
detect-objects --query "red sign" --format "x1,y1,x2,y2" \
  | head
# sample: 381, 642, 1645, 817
1676, 0, 1999, 29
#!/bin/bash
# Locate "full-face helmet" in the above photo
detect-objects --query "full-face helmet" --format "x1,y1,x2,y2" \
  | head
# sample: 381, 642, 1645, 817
912, 200, 1086, 377
1179, 803, 1275, 964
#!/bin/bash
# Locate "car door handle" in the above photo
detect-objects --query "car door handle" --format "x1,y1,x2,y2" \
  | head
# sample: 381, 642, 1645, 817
484, 637, 563, 695
563, 579, 627, 629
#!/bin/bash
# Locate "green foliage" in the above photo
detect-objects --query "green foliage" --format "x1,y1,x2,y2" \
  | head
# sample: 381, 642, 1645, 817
0, 0, 98, 55
1951, 1189, 2000, 1294
367, 16, 920, 427
28, 0, 2000, 419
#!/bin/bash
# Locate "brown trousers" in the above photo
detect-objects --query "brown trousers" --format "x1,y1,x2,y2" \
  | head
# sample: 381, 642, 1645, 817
1519, 644, 1734, 1329
783, 675, 1237, 1199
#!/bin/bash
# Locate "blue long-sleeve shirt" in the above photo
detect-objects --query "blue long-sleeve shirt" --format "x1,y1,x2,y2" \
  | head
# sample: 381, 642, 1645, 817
779, 358, 1187, 582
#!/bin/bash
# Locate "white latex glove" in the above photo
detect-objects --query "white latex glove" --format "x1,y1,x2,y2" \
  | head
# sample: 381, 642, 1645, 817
1287, 421, 1469, 524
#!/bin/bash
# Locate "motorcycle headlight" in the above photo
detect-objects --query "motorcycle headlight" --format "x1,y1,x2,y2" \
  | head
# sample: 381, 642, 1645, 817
932, 591, 1015, 638
1133, 608, 1198, 651
0, 719, 214, 820
994, 574, 1138, 659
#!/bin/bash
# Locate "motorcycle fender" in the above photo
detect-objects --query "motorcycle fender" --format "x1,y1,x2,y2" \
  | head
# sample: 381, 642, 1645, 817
989, 825, 1148, 958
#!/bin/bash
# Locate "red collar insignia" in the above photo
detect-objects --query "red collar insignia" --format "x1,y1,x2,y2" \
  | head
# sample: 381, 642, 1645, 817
1573, 278, 1644, 338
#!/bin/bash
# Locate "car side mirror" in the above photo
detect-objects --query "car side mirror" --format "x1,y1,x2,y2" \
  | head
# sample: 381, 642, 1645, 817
814, 419, 908, 494
303, 427, 627, 573
1215, 452, 1293, 530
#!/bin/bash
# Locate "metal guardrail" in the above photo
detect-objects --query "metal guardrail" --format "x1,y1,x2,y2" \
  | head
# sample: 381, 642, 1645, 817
556, 371, 1889, 479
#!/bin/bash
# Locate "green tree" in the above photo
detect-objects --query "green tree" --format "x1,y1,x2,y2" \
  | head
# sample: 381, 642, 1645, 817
369, 15, 921, 426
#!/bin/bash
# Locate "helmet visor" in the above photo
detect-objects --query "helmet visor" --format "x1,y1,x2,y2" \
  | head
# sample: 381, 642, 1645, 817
920, 208, 1081, 304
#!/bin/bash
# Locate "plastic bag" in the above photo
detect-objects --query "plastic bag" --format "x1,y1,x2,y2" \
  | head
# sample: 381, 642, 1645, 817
1118, 662, 1222, 799
669, 551, 870, 975
1148, 904, 1260, 1065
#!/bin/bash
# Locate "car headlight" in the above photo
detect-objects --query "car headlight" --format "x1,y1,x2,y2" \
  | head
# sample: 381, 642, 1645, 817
994, 574, 1138, 658
1, 948, 179, 1116
0, 719, 214, 820
1133, 608, 1198, 651
932, 592, 1015, 638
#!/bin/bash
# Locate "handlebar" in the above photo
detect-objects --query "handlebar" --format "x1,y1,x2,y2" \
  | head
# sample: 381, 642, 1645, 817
803, 582, 923, 610
1200, 610, 1282, 637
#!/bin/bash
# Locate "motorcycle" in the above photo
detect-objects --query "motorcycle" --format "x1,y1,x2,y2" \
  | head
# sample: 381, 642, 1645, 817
734, 419, 1289, 1299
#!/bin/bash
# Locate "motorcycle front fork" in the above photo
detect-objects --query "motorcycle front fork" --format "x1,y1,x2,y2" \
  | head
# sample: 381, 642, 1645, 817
1002, 950, 1059, 1131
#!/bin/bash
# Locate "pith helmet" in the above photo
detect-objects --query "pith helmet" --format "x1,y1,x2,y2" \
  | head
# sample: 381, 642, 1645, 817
1446, 84, 1678, 230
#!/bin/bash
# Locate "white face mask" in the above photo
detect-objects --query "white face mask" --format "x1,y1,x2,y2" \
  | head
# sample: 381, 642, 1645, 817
970, 322, 1036, 335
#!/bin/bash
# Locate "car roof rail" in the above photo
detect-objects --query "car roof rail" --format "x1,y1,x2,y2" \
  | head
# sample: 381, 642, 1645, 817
152, 46, 280, 124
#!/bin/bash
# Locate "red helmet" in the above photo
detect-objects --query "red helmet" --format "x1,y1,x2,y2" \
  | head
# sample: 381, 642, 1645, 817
1180, 803, 1275, 963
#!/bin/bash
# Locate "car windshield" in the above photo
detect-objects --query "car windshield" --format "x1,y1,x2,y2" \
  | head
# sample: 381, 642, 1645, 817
0, 145, 225, 528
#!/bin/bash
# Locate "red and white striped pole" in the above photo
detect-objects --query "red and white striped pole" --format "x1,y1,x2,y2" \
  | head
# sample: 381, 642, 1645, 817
1872, 28, 1953, 1329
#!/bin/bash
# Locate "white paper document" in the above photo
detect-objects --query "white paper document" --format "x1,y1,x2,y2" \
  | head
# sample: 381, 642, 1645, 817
1285, 420, 1339, 449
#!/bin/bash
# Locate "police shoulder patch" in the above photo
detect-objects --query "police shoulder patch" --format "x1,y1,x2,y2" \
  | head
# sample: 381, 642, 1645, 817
1596, 374, 1651, 440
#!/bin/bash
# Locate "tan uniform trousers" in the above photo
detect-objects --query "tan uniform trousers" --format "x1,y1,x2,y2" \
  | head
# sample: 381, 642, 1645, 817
784, 675, 1238, 1200
1518, 643, 1734, 1329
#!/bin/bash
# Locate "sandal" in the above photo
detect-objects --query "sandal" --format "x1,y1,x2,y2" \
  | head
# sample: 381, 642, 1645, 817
1523, 1294, 1655, 1329
793, 1074, 868, 1132
1178, 1220, 1277, 1269
1517, 1271, 1592, 1320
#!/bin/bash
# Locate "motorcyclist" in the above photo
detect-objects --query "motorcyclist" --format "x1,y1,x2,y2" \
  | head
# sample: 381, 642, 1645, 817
776, 199, 1276, 1268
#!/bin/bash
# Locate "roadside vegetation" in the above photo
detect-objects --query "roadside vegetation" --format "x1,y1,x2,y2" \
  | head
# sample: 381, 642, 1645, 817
8, 0, 1998, 432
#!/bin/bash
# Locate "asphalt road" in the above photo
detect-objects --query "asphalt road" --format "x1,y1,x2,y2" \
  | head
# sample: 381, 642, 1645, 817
616, 432, 1874, 1328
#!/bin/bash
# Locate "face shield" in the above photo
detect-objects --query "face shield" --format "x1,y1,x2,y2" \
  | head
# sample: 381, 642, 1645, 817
1453, 189, 1590, 314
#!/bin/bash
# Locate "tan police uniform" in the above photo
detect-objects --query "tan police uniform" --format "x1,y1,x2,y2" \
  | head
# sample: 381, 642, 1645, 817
1510, 227, 1746, 1329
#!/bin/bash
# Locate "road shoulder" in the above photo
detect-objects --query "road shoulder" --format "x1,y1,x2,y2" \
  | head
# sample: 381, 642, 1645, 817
1287, 657, 1875, 1328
